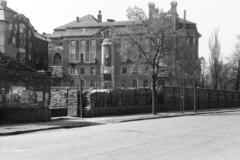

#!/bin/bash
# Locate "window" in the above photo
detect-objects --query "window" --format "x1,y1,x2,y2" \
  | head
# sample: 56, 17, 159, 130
90, 67, 96, 74
29, 54, 31, 60
90, 52, 96, 63
104, 74, 111, 81
12, 36, 16, 47
193, 38, 196, 45
69, 40, 76, 61
90, 80, 95, 87
19, 24, 26, 48
120, 53, 127, 62
53, 53, 62, 66
133, 80, 137, 88
20, 52, 25, 63
80, 40, 86, 62
186, 37, 190, 45
104, 31, 109, 38
104, 46, 111, 67
28, 30, 31, 40
122, 80, 127, 88
143, 80, 148, 88
80, 67, 85, 74
91, 40, 96, 47
69, 66, 75, 75
81, 40, 86, 47
158, 79, 165, 88
121, 66, 127, 74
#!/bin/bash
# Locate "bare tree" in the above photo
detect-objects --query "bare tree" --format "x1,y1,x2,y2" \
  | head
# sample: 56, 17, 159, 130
112, 4, 190, 114
209, 28, 223, 89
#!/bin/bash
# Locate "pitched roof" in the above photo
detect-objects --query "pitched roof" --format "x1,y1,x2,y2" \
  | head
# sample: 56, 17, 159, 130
51, 13, 198, 39
62, 28, 99, 37
0, 3, 17, 21
178, 18, 195, 24
54, 15, 98, 30
34, 32, 48, 42
51, 30, 66, 38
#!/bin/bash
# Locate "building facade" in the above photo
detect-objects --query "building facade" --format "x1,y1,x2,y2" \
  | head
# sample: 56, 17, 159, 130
49, 2, 201, 89
0, 0, 48, 70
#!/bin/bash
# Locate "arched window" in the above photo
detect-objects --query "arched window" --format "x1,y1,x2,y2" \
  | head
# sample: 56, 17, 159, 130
122, 80, 127, 88
70, 80, 75, 87
143, 80, 148, 88
90, 80, 95, 87
158, 79, 165, 88
133, 80, 137, 88
53, 53, 62, 66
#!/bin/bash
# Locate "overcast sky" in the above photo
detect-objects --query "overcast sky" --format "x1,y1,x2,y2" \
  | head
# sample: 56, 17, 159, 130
6, 0, 240, 61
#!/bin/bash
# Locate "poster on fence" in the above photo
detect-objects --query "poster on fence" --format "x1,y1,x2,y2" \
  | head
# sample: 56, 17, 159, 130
9, 86, 26, 103
49, 89, 78, 108
21, 90, 30, 103
36, 92, 43, 101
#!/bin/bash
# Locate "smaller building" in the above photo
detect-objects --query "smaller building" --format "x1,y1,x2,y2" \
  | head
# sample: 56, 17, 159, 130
0, 0, 49, 71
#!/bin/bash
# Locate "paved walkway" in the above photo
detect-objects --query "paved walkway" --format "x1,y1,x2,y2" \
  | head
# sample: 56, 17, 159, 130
1, 108, 240, 136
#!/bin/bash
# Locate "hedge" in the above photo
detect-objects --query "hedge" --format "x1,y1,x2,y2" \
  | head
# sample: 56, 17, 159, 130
0, 107, 51, 124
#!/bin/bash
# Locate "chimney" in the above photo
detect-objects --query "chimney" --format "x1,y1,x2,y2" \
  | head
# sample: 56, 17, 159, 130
98, 10, 102, 22
76, 16, 79, 22
0, 0, 7, 7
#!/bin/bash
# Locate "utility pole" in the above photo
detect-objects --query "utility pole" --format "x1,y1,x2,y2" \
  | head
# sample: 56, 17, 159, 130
236, 61, 240, 91
182, 10, 186, 113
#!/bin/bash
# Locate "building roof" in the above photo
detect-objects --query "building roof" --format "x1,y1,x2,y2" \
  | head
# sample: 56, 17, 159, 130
62, 28, 99, 37
178, 18, 195, 24
0, 1, 17, 21
51, 12, 198, 39
55, 15, 98, 30
34, 32, 48, 42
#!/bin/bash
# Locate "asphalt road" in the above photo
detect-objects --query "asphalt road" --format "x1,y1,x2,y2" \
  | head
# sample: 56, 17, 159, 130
1, 111, 240, 160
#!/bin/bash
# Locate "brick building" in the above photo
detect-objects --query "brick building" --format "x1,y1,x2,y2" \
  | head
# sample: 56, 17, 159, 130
0, 0, 48, 70
49, 2, 201, 89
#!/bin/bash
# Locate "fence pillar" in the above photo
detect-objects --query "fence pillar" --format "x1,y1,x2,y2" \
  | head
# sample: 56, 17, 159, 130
225, 91, 227, 108
208, 89, 210, 109
173, 87, 175, 111
232, 91, 234, 107
186, 88, 188, 110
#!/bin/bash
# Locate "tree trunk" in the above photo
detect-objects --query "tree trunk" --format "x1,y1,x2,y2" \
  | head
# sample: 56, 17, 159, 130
152, 75, 157, 115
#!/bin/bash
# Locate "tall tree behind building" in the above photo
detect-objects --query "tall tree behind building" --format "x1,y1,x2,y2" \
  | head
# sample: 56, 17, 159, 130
209, 28, 223, 89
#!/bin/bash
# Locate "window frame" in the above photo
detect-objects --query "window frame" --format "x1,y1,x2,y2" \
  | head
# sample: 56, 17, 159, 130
121, 66, 127, 74
69, 40, 76, 61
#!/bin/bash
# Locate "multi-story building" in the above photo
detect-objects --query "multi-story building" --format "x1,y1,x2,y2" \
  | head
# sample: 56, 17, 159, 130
49, 2, 201, 89
0, 0, 48, 70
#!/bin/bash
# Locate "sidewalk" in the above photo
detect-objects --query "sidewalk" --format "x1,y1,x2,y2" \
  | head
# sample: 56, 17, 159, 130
1, 108, 240, 136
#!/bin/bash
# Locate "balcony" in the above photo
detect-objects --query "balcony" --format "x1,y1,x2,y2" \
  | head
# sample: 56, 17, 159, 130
69, 59, 97, 65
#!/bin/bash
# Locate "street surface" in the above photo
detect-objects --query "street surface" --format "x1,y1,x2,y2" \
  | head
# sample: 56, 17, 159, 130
1, 111, 240, 160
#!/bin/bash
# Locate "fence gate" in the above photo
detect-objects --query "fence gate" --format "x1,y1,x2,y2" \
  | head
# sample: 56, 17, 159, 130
50, 87, 78, 117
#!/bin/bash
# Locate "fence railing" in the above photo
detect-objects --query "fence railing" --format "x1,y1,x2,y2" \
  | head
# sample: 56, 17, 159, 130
163, 86, 240, 111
